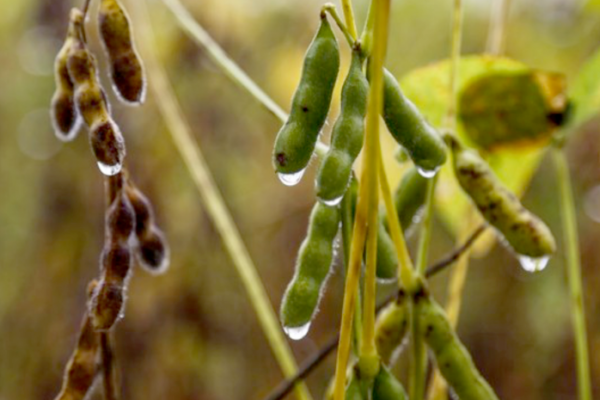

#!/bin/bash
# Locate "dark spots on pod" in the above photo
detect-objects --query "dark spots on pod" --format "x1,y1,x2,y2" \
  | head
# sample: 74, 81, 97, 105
111, 52, 145, 103
425, 324, 434, 337
276, 152, 287, 167
301, 106, 309, 113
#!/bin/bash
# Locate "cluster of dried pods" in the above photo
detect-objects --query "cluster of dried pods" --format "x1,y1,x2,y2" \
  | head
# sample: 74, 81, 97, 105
50, 1, 169, 399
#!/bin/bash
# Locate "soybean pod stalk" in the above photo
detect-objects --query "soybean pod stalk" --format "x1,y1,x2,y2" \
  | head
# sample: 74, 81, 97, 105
552, 147, 592, 400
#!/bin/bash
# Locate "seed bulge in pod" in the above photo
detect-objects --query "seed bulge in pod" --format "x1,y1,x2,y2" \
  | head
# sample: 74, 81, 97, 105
90, 119, 126, 176
136, 227, 170, 274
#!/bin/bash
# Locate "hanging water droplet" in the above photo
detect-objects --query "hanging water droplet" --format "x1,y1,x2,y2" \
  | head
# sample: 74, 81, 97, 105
320, 195, 343, 207
97, 161, 122, 176
283, 322, 311, 340
277, 168, 306, 186
518, 254, 550, 273
417, 165, 440, 179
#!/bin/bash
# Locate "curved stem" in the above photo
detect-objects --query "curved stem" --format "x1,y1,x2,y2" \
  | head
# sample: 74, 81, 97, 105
128, 2, 311, 400
340, 0, 358, 40
552, 147, 592, 400
321, 4, 356, 48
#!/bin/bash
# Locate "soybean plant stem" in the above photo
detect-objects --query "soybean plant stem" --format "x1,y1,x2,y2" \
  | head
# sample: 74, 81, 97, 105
552, 147, 592, 400
160, 0, 330, 157
82, 0, 92, 18
332, 0, 390, 397
340, 0, 358, 40
129, 2, 312, 400
409, 177, 437, 400
321, 4, 356, 48
378, 157, 415, 288
341, 185, 363, 354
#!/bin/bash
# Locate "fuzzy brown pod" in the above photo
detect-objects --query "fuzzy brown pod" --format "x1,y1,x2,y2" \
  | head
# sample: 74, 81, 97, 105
125, 182, 170, 274
98, 0, 146, 104
50, 9, 83, 142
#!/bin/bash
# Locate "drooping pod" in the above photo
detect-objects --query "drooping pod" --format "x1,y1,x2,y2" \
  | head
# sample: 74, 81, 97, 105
67, 15, 126, 176
54, 281, 100, 400
272, 14, 340, 178
50, 8, 82, 142
447, 136, 556, 259
414, 289, 499, 400
124, 180, 170, 274
98, 0, 146, 104
280, 201, 340, 338
89, 174, 136, 330
316, 49, 368, 204
372, 365, 408, 400
374, 293, 408, 365
382, 69, 447, 176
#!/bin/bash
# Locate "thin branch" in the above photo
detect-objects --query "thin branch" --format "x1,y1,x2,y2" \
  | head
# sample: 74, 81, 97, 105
82, 0, 92, 18
423, 224, 486, 278
262, 225, 486, 400
127, 1, 312, 399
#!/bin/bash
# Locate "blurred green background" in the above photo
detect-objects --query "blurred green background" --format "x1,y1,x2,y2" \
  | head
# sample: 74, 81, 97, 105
0, 0, 600, 399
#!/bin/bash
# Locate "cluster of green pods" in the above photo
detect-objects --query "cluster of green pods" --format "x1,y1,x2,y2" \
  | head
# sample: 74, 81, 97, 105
447, 136, 556, 260
331, 363, 408, 400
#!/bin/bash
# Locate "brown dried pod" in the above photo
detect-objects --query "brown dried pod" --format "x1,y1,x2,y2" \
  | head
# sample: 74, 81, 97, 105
54, 280, 100, 400
137, 227, 170, 274
98, 0, 146, 104
90, 119, 126, 176
124, 182, 170, 274
89, 278, 127, 331
51, 8, 83, 142
105, 191, 135, 241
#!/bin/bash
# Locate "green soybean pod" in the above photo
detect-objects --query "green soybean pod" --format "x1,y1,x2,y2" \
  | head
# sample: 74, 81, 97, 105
315, 49, 368, 204
280, 201, 340, 339
372, 365, 408, 400
345, 177, 398, 280
272, 14, 340, 180
415, 291, 499, 400
382, 69, 447, 176
394, 166, 429, 231
51, 8, 81, 142
98, 0, 146, 104
447, 136, 556, 262
374, 293, 408, 365
345, 369, 368, 400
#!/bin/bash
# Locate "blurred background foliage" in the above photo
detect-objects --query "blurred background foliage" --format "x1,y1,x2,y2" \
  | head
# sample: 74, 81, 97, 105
0, 0, 600, 399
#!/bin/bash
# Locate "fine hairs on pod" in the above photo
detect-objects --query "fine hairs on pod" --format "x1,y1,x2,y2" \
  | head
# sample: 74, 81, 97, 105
272, 12, 340, 176
125, 178, 170, 274
279, 201, 340, 339
98, 0, 146, 104
51, 8, 82, 142
66, 9, 126, 176
89, 173, 136, 331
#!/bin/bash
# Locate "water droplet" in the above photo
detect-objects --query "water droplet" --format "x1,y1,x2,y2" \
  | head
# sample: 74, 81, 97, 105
283, 322, 311, 340
417, 165, 440, 179
277, 169, 306, 186
97, 161, 122, 176
320, 195, 343, 207
518, 255, 550, 273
